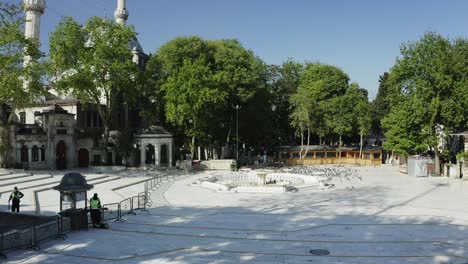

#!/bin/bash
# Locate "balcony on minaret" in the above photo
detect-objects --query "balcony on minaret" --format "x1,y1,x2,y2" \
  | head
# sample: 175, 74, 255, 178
114, 9, 129, 24
23, 0, 45, 14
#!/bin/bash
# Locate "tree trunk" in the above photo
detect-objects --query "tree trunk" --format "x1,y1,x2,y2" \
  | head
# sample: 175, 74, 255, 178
359, 132, 363, 159
338, 134, 342, 165
303, 126, 310, 160
226, 114, 233, 143
190, 136, 195, 159
0, 125, 13, 168
434, 146, 441, 176
102, 125, 110, 165
299, 130, 304, 159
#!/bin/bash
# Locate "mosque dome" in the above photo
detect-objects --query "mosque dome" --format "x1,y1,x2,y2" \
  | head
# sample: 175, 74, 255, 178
130, 37, 143, 53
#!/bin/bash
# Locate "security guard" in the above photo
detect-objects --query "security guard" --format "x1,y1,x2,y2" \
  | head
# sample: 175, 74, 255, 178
89, 193, 102, 227
9, 186, 24, 213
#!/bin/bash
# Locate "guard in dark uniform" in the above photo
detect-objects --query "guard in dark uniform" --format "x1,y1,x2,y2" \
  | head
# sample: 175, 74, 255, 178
9, 186, 24, 213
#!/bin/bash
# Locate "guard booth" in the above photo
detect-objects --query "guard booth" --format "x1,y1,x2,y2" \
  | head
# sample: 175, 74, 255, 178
53, 172, 94, 230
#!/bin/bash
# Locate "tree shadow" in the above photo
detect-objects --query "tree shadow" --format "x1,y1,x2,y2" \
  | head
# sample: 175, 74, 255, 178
5, 180, 468, 264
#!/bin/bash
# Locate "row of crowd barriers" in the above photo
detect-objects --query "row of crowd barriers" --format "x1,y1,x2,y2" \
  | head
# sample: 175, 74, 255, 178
0, 214, 71, 259
101, 173, 173, 222
1, 173, 177, 259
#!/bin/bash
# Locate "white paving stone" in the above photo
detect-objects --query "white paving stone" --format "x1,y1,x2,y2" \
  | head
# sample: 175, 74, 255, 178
3, 166, 468, 263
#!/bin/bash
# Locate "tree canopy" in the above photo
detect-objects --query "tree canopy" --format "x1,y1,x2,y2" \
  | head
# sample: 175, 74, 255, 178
383, 32, 468, 174
0, 2, 43, 110
370, 72, 390, 136
48, 16, 140, 159
146, 36, 267, 157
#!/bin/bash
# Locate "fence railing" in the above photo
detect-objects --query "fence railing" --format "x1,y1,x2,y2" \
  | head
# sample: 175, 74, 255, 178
0, 172, 179, 259
101, 172, 178, 222
0, 215, 70, 259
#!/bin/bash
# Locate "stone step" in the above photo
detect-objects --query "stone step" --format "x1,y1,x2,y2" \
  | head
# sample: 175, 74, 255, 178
90, 176, 122, 186
112, 178, 151, 191
0, 171, 12, 176
0, 175, 53, 188
0, 180, 60, 195
0, 173, 33, 182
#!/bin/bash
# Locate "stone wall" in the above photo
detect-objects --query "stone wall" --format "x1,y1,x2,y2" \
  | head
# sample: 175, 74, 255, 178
0, 213, 71, 254
200, 159, 235, 170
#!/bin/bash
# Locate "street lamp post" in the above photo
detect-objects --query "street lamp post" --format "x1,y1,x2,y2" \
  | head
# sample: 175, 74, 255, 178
234, 105, 241, 160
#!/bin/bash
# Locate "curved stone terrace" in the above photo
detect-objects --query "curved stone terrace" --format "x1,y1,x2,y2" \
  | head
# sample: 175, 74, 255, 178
4, 165, 468, 264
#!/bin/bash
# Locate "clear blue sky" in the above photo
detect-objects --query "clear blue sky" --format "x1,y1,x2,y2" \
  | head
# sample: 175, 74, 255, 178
10, 0, 468, 99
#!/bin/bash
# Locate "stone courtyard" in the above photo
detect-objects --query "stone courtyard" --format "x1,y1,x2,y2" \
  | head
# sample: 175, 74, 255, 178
4, 165, 468, 263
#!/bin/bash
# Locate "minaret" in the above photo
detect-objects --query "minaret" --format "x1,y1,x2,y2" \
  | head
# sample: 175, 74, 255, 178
115, 0, 140, 65
114, 0, 129, 25
23, 0, 45, 40
23, 0, 45, 66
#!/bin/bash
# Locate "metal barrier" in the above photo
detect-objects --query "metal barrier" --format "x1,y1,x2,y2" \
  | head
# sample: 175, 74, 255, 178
102, 203, 120, 222
99, 175, 164, 222
119, 198, 134, 217
137, 192, 146, 210
0, 173, 179, 259
0, 215, 68, 259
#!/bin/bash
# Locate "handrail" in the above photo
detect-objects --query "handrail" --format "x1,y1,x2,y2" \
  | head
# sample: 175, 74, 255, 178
0, 172, 181, 259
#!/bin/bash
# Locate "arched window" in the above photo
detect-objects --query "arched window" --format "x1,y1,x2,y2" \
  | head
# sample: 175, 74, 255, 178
32, 146, 39, 162
41, 145, 46, 161
20, 146, 28, 162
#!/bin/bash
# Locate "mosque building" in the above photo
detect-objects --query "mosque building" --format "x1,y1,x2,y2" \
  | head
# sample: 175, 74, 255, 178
1, 0, 173, 170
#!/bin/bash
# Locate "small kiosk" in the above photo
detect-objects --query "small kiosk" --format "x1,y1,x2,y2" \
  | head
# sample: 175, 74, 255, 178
53, 172, 94, 229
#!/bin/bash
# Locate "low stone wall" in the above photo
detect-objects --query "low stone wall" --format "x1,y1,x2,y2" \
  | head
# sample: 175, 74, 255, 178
266, 173, 325, 185
464, 162, 468, 179
233, 185, 287, 193
200, 159, 235, 170
0, 212, 52, 233
200, 181, 230, 191
0, 213, 71, 255
90, 166, 126, 172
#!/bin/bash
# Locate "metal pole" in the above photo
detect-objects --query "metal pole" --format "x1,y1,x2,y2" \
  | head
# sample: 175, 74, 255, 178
236, 105, 239, 160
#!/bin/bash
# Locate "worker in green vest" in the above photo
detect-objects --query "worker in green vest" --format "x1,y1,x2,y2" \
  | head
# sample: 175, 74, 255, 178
9, 186, 24, 213
89, 193, 102, 227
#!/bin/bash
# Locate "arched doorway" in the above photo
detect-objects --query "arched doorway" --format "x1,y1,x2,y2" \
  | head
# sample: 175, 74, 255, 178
134, 145, 141, 167
20, 145, 28, 163
56, 140, 66, 170
78, 148, 89, 168
145, 144, 155, 164
160, 144, 168, 166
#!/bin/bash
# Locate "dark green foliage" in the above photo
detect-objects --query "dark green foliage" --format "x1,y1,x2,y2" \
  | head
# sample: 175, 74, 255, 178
145, 36, 268, 156
0, 2, 44, 110
48, 16, 140, 154
383, 32, 468, 174
370, 72, 390, 136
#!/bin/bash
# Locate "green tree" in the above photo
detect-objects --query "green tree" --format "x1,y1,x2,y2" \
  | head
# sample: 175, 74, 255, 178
163, 58, 225, 157
0, 2, 44, 167
0, 2, 43, 108
147, 36, 266, 158
48, 17, 140, 163
268, 59, 303, 145
348, 83, 371, 158
289, 88, 313, 159
370, 72, 390, 136
382, 97, 428, 155
324, 86, 355, 162
207, 39, 266, 148
384, 32, 468, 175
290, 62, 350, 151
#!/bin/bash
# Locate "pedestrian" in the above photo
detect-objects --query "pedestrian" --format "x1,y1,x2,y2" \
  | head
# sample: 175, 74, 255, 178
89, 193, 102, 227
9, 186, 24, 213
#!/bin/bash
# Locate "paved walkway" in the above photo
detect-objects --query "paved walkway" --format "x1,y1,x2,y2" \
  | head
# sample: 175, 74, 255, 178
5, 166, 468, 264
